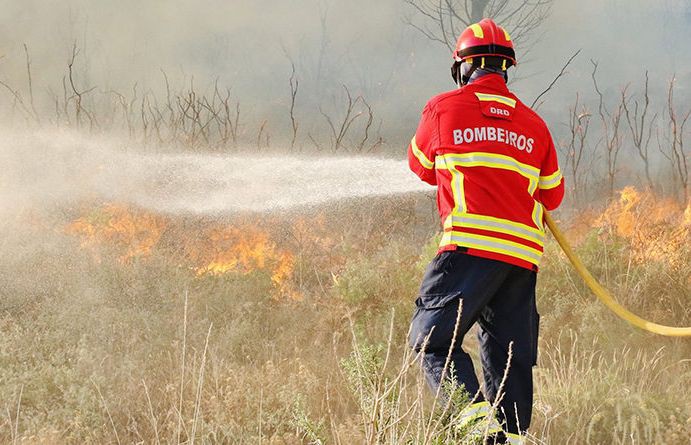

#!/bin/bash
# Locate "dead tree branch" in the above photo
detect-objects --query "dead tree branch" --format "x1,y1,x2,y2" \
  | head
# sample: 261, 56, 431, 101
320, 85, 364, 151
289, 62, 299, 150
561, 93, 592, 205
256, 119, 269, 151
591, 60, 624, 200
621, 71, 657, 191
404, 0, 553, 53
67, 42, 97, 130
0, 78, 32, 122
531, 48, 581, 110
23, 44, 40, 124
660, 76, 690, 202
357, 96, 384, 152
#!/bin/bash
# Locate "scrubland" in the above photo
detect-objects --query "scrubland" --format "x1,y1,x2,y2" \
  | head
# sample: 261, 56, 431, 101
1, 5, 690, 442
0, 186, 688, 444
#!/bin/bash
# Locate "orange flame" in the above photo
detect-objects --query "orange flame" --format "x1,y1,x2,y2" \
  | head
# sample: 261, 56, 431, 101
594, 187, 690, 267
191, 225, 299, 300
66, 205, 300, 300
66, 204, 165, 263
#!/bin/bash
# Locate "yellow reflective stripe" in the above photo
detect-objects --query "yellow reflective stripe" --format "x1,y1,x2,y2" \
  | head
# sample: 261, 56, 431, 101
440, 231, 452, 246
539, 169, 563, 189
463, 213, 544, 236
503, 30, 512, 42
504, 433, 526, 445
528, 177, 538, 195
532, 201, 544, 231
443, 214, 453, 230
458, 401, 491, 425
451, 213, 544, 247
410, 136, 434, 169
540, 170, 561, 182
438, 152, 538, 181
438, 152, 546, 262
475, 92, 517, 108
451, 166, 467, 214
438, 152, 538, 196
436, 156, 467, 215
441, 231, 542, 265
469, 23, 484, 38
457, 401, 503, 435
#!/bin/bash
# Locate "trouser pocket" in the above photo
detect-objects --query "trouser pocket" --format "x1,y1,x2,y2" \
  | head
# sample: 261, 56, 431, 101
408, 292, 462, 351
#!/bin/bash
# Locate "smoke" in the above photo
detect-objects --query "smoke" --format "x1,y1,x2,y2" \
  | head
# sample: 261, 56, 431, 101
0, 0, 689, 213
1, 1, 689, 144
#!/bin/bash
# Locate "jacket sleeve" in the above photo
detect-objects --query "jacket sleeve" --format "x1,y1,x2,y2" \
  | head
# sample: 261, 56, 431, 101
407, 102, 438, 186
537, 133, 565, 211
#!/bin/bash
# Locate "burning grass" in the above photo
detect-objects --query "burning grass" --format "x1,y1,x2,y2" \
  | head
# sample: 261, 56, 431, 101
66, 203, 166, 264
594, 187, 690, 269
0, 190, 689, 444
65, 204, 303, 300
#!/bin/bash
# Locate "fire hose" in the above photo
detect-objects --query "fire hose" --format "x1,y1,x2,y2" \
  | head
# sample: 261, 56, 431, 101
544, 211, 691, 337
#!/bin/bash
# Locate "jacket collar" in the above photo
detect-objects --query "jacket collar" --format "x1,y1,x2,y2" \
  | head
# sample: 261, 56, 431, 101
464, 73, 511, 95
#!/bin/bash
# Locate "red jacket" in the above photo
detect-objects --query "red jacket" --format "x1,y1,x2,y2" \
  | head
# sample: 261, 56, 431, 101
408, 74, 564, 271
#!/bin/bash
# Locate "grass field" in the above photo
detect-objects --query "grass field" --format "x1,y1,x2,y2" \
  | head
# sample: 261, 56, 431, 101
0, 189, 689, 444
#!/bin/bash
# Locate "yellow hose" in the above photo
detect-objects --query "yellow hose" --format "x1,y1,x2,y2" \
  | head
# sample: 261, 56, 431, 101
544, 211, 691, 337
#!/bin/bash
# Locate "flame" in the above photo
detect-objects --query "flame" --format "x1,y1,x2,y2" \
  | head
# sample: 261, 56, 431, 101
195, 226, 271, 274
594, 187, 690, 267
191, 225, 299, 300
66, 204, 165, 263
271, 252, 296, 292
66, 205, 300, 300
613, 186, 640, 237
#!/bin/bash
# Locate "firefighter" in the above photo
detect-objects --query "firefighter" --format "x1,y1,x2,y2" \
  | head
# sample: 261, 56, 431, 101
407, 18, 564, 444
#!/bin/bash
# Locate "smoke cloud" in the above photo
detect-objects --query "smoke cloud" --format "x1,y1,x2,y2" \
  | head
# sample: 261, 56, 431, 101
0, 0, 689, 211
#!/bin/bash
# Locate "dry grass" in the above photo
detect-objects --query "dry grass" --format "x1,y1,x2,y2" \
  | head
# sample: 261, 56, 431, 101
0, 190, 689, 444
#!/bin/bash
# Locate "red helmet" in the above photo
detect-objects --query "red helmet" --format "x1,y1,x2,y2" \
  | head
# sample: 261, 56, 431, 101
453, 18, 516, 68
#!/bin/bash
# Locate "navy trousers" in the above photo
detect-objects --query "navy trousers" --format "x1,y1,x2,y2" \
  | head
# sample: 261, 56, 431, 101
408, 250, 539, 434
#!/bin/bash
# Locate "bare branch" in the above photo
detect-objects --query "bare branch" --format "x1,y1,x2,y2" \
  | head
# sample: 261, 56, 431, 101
591, 60, 624, 199
530, 48, 581, 110
67, 42, 97, 130
288, 62, 300, 150
622, 71, 657, 190
664, 76, 689, 202
23, 43, 40, 124
405, 0, 554, 57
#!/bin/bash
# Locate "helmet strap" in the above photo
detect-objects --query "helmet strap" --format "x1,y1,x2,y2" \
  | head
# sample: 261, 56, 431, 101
452, 58, 509, 86
461, 66, 478, 86
460, 59, 478, 86
451, 61, 463, 87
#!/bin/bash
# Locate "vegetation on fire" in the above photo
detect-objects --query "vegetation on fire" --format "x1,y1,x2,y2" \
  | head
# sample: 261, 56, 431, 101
0, 188, 688, 444
0, 10, 689, 442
